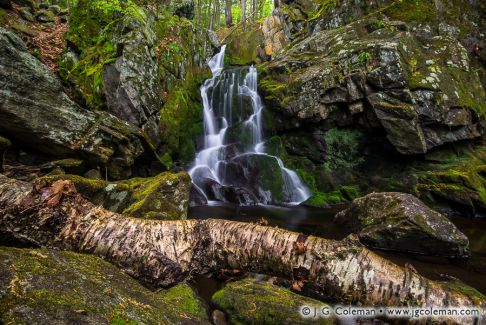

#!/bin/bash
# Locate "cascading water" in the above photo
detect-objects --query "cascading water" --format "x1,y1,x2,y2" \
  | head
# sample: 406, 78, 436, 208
189, 46, 311, 205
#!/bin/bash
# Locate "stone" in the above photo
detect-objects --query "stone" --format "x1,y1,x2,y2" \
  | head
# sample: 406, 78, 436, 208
211, 278, 333, 325
258, 18, 485, 155
0, 135, 11, 172
0, 247, 209, 324
334, 192, 470, 257
35, 9, 54, 22
0, 28, 146, 180
36, 171, 192, 220
83, 169, 102, 180
40, 159, 86, 175
48, 4, 60, 14
18, 6, 34, 21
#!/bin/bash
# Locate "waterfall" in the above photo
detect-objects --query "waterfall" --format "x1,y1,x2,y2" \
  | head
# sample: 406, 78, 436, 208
189, 46, 311, 205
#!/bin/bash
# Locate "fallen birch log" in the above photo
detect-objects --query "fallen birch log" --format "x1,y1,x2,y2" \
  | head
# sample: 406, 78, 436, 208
0, 174, 484, 324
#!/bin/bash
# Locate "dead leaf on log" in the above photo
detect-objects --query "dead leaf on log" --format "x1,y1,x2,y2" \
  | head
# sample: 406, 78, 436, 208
291, 266, 309, 292
256, 217, 268, 226
45, 180, 77, 207
293, 234, 308, 255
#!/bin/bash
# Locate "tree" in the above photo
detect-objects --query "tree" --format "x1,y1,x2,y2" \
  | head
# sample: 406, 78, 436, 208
241, 0, 246, 30
225, 0, 233, 27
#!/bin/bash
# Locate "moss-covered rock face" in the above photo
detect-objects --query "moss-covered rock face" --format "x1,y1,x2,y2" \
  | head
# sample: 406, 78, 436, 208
335, 192, 470, 257
62, 0, 215, 158
224, 23, 266, 65
0, 247, 209, 324
37, 171, 192, 220
212, 279, 333, 325
413, 145, 486, 217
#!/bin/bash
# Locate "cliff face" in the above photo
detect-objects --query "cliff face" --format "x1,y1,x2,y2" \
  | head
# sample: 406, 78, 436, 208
220, 0, 486, 215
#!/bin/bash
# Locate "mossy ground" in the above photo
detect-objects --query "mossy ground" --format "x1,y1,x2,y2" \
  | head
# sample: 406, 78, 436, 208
0, 247, 208, 324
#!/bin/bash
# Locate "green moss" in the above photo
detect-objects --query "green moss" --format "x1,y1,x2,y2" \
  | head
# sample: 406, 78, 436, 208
161, 284, 207, 321
0, 135, 11, 151
225, 25, 263, 65
212, 279, 332, 325
323, 128, 364, 170
121, 171, 191, 220
61, 0, 145, 110
158, 69, 208, 162
383, 0, 437, 23
439, 280, 485, 305
308, 0, 337, 21
0, 247, 209, 324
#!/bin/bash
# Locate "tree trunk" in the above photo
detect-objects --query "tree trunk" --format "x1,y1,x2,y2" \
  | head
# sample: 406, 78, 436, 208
0, 175, 483, 324
241, 0, 246, 30
225, 0, 233, 27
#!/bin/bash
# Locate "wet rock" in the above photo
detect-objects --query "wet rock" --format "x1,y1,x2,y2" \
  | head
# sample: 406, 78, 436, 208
48, 4, 60, 14
40, 159, 86, 175
169, 0, 194, 20
35, 8, 54, 22
0, 136, 11, 172
18, 6, 34, 21
0, 27, 146, 180
212, 309, 227, 325
335, 192, 470, 257
0, 247, 209, 324
212, 279, 332, 325
83, 169, 102, 180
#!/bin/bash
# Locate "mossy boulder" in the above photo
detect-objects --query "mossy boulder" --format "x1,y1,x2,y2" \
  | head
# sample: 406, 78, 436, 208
0, 247, 209, 324
211, 279, 333, 325
224, 24, 265, 65
35, 8, 54, 22
335, 192, 470, 257
37, 171, 192, 220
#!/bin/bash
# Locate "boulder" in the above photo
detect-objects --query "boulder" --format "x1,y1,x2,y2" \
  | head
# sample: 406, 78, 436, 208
334, 192, 470, 257
36, 171, 192, 220
0, 28, 145, 180
35, 8, 54, 22
0, 247, 209, 324
212, 279, 333, 325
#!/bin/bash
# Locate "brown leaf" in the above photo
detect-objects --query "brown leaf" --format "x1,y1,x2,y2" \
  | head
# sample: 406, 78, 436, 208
293, 241, 307, 255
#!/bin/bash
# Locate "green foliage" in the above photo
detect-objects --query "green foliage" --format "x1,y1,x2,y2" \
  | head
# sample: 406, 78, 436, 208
356, 51, 372, 65
324, 128, 364, 170
375, 19, 385, 29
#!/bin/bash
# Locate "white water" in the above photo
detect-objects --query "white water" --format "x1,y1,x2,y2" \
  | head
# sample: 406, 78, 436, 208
189, 46, 311, 205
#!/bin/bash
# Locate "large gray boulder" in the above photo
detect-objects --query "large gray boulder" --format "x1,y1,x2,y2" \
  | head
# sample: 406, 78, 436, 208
0, 28, 145, 179
334, 192, 470, 257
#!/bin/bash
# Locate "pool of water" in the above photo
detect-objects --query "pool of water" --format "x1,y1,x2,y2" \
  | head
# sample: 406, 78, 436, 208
189, 203, 486, 296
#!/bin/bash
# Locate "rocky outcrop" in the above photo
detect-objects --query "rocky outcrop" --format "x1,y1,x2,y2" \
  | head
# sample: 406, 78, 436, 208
335, 192, 470, 257
212, 279, 333, 325
37, 171, 192, 220
0, 247, 209, 324
0, 28, 145, 179
63, 0, 162, 145
259, 18, 485, 155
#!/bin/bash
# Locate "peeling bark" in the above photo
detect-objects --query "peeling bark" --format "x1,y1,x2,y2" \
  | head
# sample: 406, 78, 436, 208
0, 175, 484, 323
